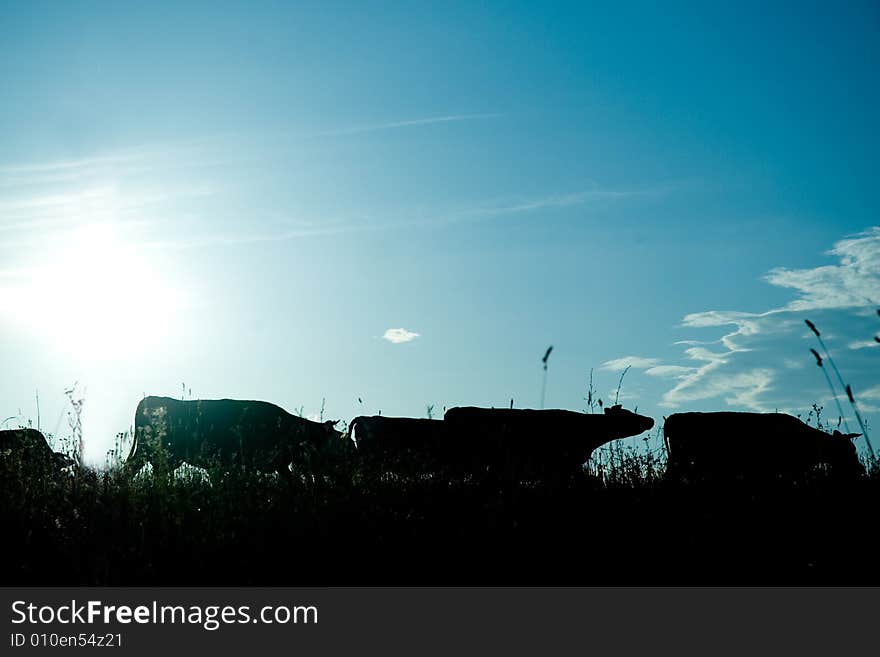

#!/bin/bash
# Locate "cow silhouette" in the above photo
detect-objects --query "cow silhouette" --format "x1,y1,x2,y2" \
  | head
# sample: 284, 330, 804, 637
0, 428, 72, 471
349, 416, 449, 473
443, 405, 655, 480
127, 396, 347, 476
663, 412, 863, 481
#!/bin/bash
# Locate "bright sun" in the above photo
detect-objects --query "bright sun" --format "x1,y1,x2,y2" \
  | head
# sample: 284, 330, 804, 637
3, 223, 184, 360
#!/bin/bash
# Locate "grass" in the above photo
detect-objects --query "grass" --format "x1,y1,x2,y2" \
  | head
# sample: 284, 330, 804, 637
2, 438, 879, 586
805, 317, 875, 458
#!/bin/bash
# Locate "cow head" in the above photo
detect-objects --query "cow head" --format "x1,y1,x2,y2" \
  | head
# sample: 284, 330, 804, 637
824, 430, 863, 475
52, 451, 75, 469
322, 420, 343, 441
603, 405, 655, 437
320, 419, 354, 457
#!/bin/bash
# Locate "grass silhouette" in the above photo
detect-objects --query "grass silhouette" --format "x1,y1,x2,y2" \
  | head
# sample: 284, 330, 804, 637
806, 318, 875, 459
2, 431, 878, 586
3, 317, 878, 585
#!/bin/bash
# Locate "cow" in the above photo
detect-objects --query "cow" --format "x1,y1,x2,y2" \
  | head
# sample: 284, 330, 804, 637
126, 396, 349, 477
663, 412, 863, 482
0, 428, 73, 471
442, 405, 655, 481
349, 416, 449, 474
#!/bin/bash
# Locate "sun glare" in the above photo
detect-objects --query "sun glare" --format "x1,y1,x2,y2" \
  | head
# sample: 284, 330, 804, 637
3, 223, 183, 360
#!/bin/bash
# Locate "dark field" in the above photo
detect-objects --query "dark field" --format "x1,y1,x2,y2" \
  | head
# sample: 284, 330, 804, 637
3, 448, 879, 587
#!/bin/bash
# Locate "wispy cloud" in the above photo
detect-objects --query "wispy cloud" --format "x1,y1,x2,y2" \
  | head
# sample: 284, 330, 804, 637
600, 356, 661, 371
606, 227, 880, 414
314, 113, 501, 138
861, 385, 880, 401
0, 133, 673, 254
0, 142, 214, 189
0, 152, 144, 188
383, 328, 420, 344
0, 143, 220, 253
140, 186, 655, 251
848, 339, 879, 351
462, 183, 676, 220
0, 188, 215, 257
141, 222, 382, 251
470, 190, 633, 216
662, 228, 879, 409
0, 267, 35, 280
645, 365, 692, 377
763, 227, 880, 311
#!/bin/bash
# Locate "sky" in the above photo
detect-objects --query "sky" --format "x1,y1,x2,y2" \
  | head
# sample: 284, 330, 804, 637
1, 1, 878, 465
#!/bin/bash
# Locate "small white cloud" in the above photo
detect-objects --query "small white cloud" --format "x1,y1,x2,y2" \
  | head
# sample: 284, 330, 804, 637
600, 356, 661, 371
848, 339, 879, 351
383, 328, 420, 344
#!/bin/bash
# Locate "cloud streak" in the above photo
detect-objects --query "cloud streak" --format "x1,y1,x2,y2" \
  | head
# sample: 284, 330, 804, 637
461, 182, 676, 221
136, 185, 651, 251
0, 132, 672, 257
313, 113, 501, 138
600, 356, 661, 371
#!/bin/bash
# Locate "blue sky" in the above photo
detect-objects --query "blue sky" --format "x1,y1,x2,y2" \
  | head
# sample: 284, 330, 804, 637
1, 1, 878, 464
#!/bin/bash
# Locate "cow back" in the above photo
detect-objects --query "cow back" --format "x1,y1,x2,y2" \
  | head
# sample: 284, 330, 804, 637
664, 411, 863, 480
443, 406, 653, 480
131, 396, 342, 474
0, 428, 67, 472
